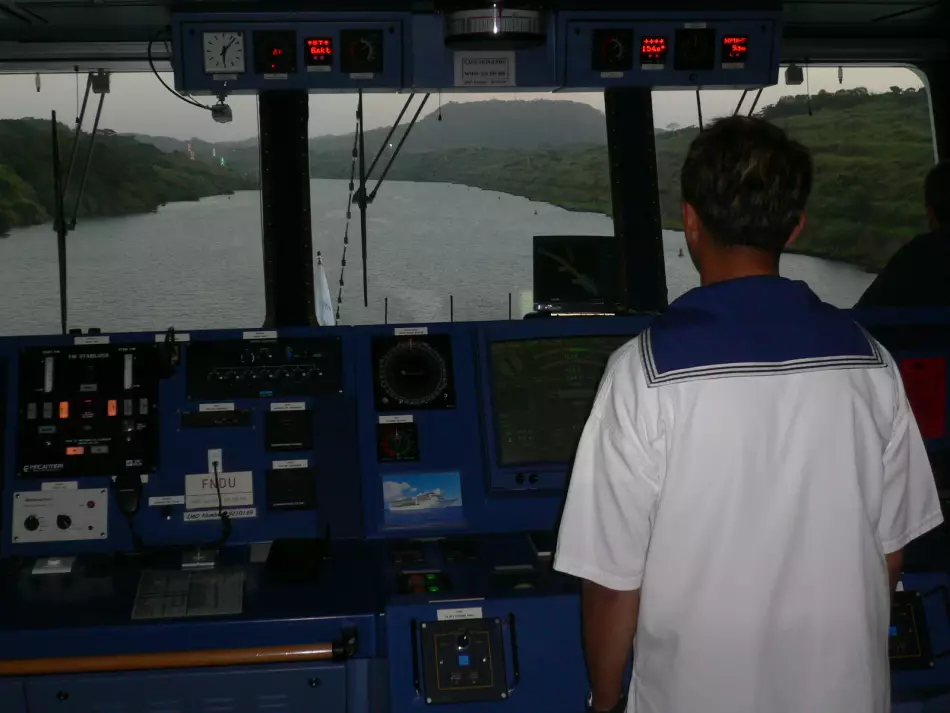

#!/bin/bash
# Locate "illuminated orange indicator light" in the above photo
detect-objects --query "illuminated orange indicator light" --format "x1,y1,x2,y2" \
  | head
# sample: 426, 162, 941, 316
108, 400, 118, 417
59, 402, 69, 419
66, 446, 84, 456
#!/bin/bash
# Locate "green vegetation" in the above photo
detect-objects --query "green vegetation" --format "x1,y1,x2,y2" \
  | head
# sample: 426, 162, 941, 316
0, 119, 256, 235
6, 89, 932, 273
312, 89, 935, 272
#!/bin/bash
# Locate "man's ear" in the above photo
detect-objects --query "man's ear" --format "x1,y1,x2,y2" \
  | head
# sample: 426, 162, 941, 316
786, 212, 807, 247
682, 201, 700, 238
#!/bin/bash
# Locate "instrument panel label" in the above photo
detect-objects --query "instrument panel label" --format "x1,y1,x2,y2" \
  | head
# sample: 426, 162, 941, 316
40, 481, 78, 490
183, 507, 257, 522
149, 495, 185, 507
454, 51, 517, 87
243, 330, 278, 340
379, 414, 413, 424
185, 471, 254, 510
73, 335, 110, 345
273, 459, 309, 470
270, 402, 306, 411
437, 606, 483, 621
199, 403, 235, 412
394, 327, 428, 336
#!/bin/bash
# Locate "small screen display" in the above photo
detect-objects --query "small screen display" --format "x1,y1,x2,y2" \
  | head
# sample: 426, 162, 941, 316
490, 336, 633, 466
533, 235, 619, 311
674, 27, 716, 71
640, 37, 669, 66
253, 30, 297, 74
458, 654, 470, 666
305, 37, 334, 69
722, 35, 749, 63
890, 625, 899, 637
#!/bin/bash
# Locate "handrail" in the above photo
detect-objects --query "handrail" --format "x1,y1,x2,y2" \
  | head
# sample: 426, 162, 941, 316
0, 641, 336, 676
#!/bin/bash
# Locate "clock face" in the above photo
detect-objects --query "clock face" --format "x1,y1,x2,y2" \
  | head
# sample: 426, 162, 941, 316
202, 32, 246, 74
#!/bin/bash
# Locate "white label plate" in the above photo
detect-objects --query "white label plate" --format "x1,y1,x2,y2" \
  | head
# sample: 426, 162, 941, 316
74, 336, 110, 345
243, 330, 278, 340
185, 471, 253, 510
454, 51, 516, 87
270, 402, 306, 412
437, 607, 483, 621
273, 459, 309, 470
41, 481, 78, 491
149, 495, 186, 506
379, 414, 413, 424
154, 333, 190, 343
394, 327, 428, 336
199, 403, 235, 412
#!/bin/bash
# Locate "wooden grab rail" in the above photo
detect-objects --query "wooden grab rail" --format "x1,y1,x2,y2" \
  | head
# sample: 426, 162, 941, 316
0, 641, 336, 676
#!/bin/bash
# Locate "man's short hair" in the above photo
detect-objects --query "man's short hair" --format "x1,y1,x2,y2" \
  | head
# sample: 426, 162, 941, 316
680, 116, 813, 254
924, 161, 950, 229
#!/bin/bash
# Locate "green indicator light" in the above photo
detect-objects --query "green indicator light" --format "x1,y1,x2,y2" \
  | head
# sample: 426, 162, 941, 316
426, 574, 438, 580
428, 586, 441, 592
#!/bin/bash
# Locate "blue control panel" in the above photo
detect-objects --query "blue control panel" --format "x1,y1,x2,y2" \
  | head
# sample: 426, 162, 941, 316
171, 9, 782, 94
0, 310, 948, 713
1, 316, 656, 558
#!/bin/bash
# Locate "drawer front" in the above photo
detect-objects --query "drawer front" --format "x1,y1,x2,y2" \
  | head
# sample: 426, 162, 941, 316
26, 662, 346, 713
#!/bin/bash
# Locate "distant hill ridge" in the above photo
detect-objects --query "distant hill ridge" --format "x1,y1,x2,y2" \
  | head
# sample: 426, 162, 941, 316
4, 89, 934, 273
127, 99, 607, 158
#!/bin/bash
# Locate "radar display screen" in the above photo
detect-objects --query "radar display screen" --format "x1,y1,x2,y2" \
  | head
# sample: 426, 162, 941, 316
490, 336, 631, 466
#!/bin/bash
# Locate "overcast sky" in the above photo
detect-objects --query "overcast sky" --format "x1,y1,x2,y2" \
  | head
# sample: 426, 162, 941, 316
0, 66, 926, 142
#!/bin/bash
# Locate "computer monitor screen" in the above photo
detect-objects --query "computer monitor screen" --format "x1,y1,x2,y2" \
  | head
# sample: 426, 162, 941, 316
489, 336, 632, 466
533, 235, 619, 311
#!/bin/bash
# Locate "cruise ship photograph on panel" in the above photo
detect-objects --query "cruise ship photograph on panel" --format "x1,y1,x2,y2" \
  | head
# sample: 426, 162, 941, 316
382, 473, 464, 528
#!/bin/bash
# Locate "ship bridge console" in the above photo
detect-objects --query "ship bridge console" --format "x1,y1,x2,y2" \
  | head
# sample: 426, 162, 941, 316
0, 2, 948, 713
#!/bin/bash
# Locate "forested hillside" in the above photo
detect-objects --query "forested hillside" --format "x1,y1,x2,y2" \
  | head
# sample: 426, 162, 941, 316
311, 88, 935, 271
6, 89, 934, 273
0, 119, 255, 235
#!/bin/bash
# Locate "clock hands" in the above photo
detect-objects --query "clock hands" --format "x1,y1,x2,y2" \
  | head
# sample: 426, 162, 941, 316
219, 37, 237, 66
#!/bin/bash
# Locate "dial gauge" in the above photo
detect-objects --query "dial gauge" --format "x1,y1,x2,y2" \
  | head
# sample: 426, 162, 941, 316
202, 31, 246, 75
379, 341, 447, 407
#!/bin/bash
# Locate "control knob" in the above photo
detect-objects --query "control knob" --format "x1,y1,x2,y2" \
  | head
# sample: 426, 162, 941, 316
457, 632, 470, 650
24, 515, 40, 531
56, 514, 71, 530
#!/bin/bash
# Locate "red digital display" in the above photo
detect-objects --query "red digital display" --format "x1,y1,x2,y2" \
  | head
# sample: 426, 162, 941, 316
305, 37, 334, 68
640, 37, 668, 66
722, 35, 749, 63
271, 47, 285, 56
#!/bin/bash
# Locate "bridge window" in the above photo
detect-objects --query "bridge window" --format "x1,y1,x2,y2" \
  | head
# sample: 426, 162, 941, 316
0, 66, 934, 336
0, 71, 264, 335
656, 66, 935, 308
310, 92, 610, 326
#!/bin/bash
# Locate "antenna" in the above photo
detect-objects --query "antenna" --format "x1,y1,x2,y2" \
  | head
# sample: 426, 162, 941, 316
695, 89, 704, 131
50, 111, 68, 336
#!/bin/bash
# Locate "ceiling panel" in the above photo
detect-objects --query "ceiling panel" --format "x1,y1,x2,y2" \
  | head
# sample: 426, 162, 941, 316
0, 0, 946, 65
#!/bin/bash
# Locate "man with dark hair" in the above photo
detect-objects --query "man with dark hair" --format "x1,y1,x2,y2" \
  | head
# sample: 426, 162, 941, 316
555, 116, 941, 713
856, 161, 950, 308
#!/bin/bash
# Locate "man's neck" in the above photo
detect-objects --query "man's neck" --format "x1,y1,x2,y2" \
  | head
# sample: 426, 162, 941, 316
699, 250, 780, 286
